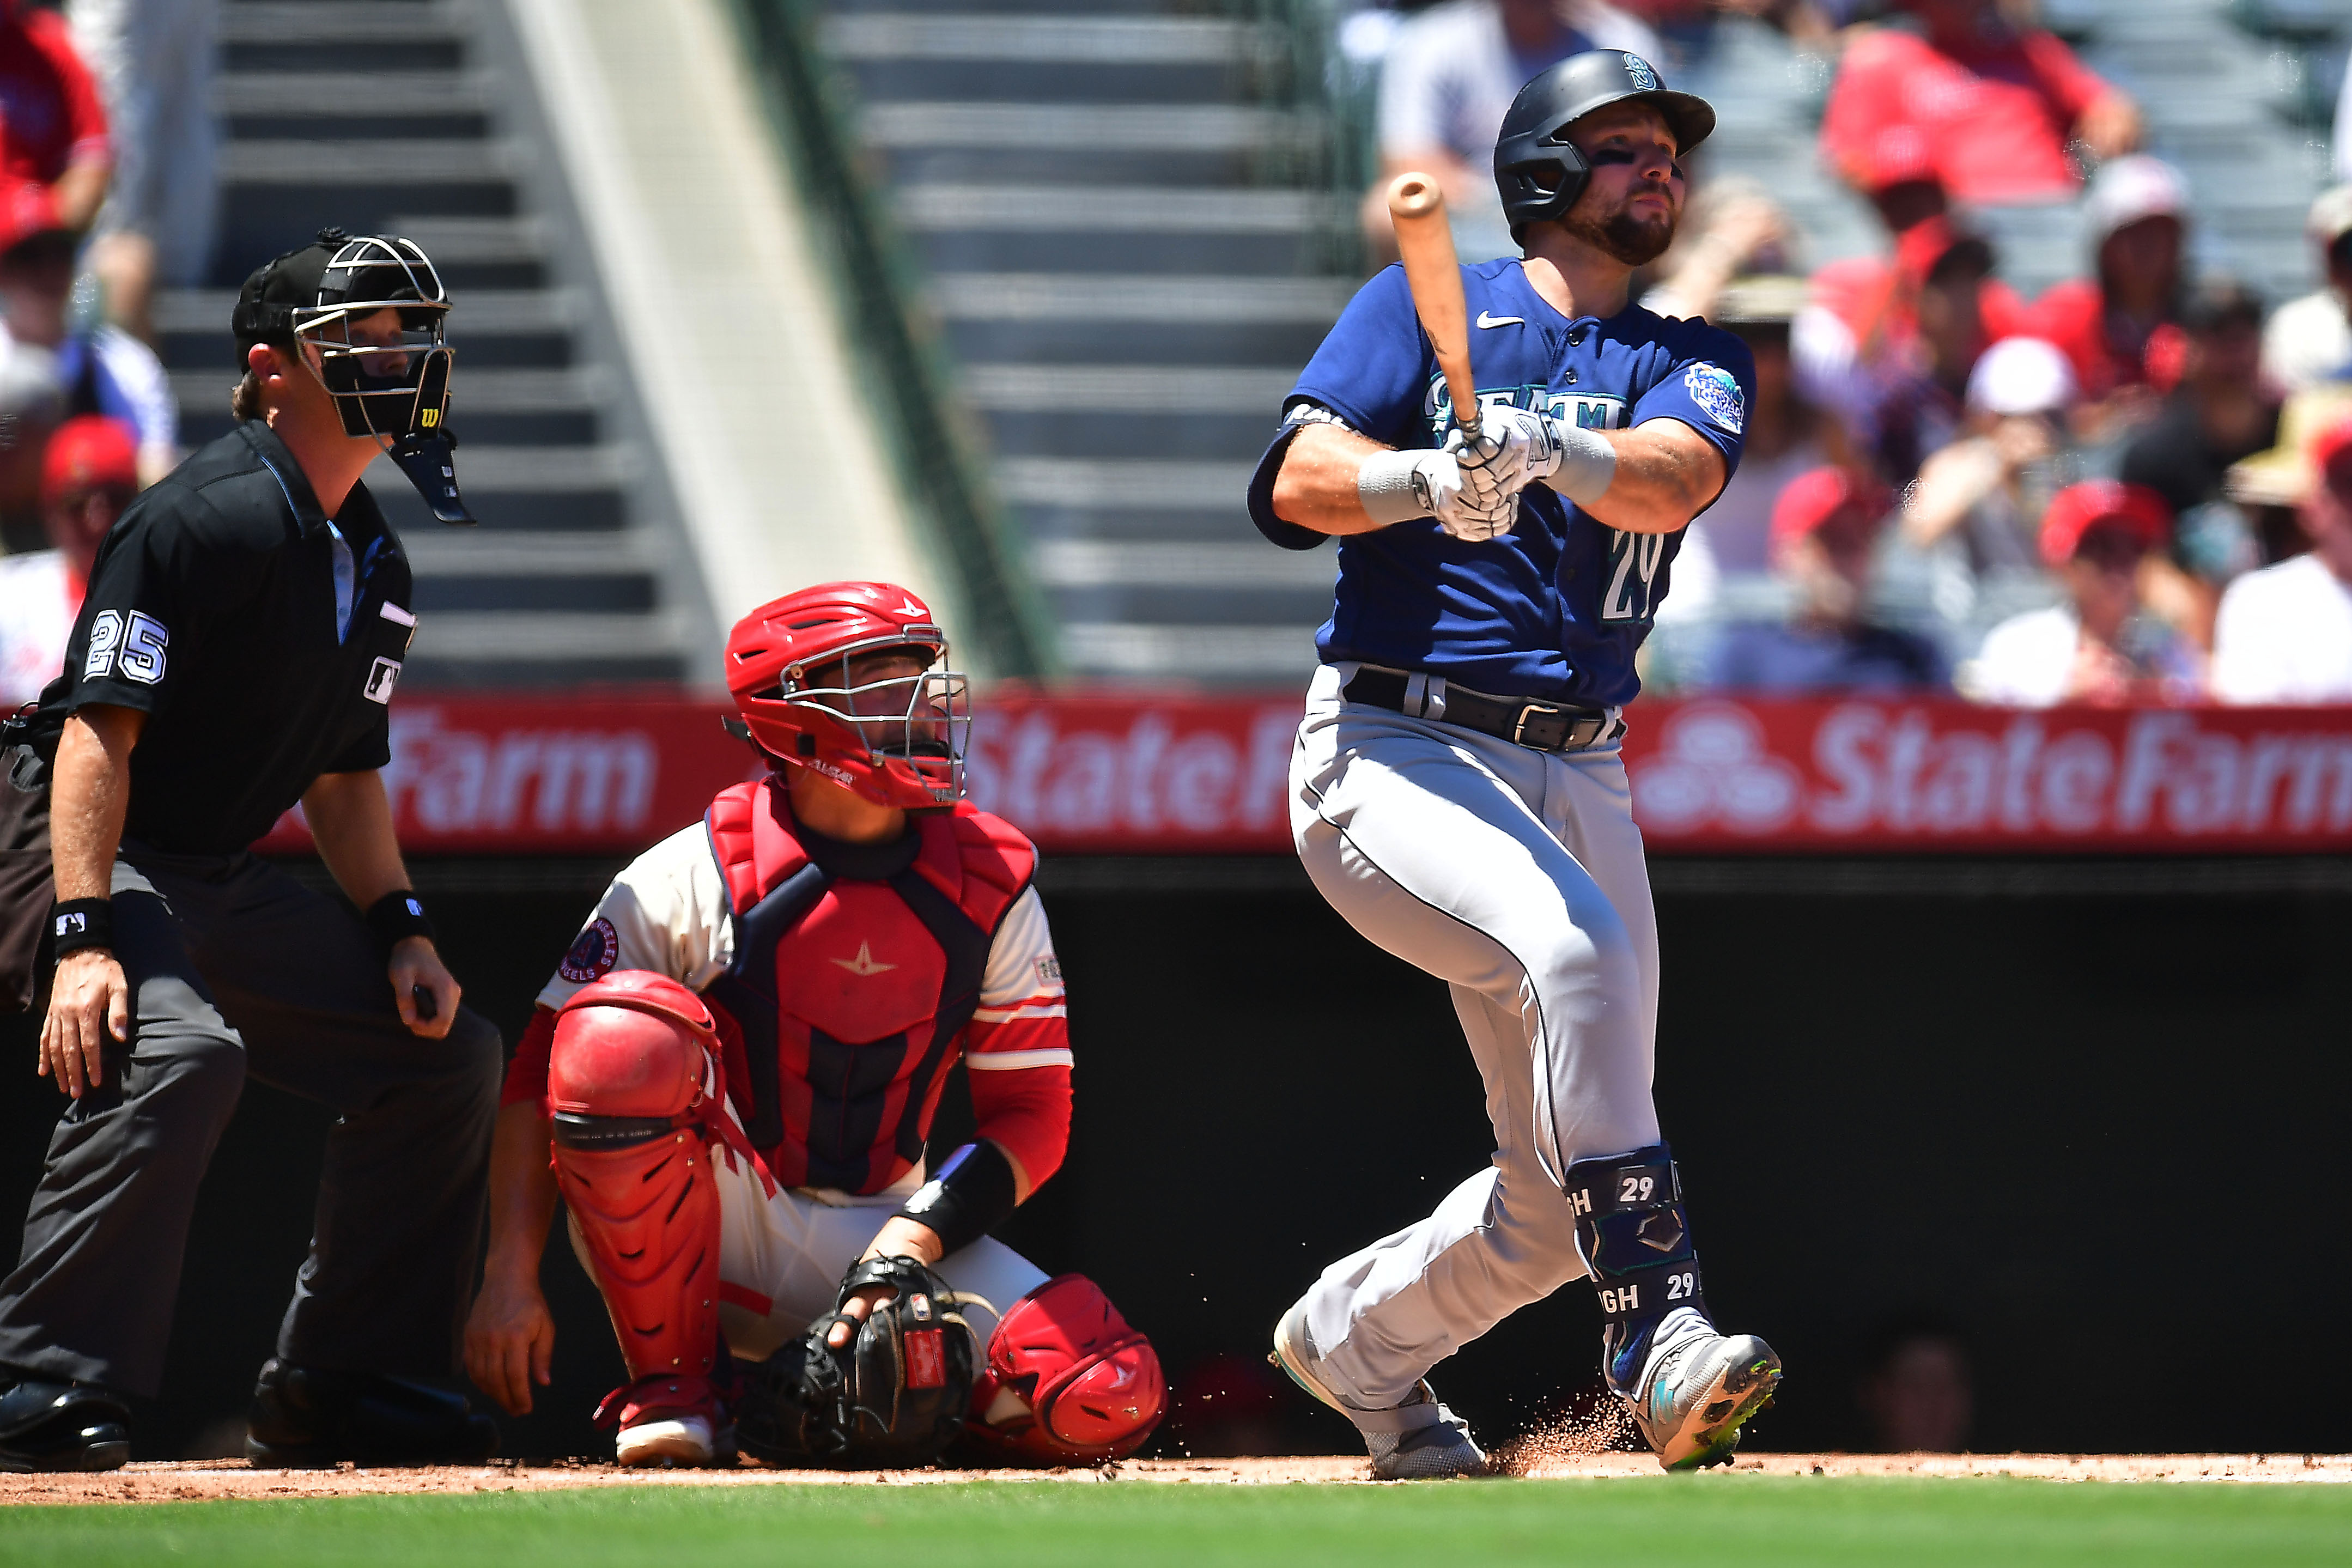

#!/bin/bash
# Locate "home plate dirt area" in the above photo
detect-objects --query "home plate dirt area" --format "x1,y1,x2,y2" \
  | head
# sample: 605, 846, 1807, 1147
4, 1452, 2349, 1504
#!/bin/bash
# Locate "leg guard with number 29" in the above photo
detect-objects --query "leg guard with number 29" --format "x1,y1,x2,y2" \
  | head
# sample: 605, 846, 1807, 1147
1564, 1144, 1708, 1396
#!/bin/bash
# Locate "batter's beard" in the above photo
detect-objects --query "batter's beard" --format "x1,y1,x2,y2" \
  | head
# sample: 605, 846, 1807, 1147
1565, 202, 1677, 268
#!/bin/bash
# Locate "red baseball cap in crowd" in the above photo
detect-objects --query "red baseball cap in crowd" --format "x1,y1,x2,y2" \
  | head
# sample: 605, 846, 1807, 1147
1861, 125, 1937, 195
42, 415, 138, 508
2038, 481, 2171, 567
1895, 214, 1995, 289
1770, 466, 1890, 551
0, 180, 62, 257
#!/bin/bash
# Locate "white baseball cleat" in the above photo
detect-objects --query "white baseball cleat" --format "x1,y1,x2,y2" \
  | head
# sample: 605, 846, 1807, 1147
1271, 1301, 1489, 1481
1627, 1314, 1782, 1471
616, 1410, 719, 1467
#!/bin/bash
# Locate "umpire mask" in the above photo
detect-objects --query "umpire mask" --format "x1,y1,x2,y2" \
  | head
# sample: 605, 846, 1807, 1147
233, 228, 476, 524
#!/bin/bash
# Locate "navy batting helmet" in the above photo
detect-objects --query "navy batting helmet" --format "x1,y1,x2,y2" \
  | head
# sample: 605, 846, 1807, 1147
1493, 51, 1716, 244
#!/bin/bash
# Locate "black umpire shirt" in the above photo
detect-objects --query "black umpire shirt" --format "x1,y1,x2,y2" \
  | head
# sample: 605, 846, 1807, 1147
37, 420, 416, 856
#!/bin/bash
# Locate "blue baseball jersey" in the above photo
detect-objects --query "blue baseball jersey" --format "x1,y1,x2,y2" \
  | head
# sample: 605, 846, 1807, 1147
1245, 257, 1754, 707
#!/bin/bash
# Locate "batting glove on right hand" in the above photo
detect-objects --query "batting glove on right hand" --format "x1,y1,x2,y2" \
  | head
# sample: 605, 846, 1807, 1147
1417, 448, 1519, 542
1447, 406, 1562, 510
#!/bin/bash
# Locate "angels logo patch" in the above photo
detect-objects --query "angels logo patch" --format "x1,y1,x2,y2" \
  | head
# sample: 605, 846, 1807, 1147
1683, 363, 1746, 435
558, 917, 620, 983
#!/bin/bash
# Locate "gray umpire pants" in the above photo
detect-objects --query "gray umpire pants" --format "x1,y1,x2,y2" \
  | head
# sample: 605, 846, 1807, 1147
0, 844, 501, 1397
1289, 663, 1662, 1412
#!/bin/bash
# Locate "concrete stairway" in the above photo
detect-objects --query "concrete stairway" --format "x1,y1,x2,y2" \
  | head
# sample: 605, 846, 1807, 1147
825, 0, 1349, 684
156, 0, 711, 688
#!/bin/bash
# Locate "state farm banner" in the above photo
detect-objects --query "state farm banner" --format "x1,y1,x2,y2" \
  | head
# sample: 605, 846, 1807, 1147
254, 693, 2352, 857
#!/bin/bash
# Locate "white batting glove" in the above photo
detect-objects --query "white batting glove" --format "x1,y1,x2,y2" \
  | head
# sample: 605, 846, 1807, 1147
1447, 406, 1561, 508
1358, 447, 1518, 540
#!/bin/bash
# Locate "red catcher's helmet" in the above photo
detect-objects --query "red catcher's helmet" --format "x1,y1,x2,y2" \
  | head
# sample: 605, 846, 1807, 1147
724, 581, 971, 811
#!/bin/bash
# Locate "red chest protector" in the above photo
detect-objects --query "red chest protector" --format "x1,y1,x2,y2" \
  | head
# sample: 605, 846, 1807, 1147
700, 778, 1035, 1194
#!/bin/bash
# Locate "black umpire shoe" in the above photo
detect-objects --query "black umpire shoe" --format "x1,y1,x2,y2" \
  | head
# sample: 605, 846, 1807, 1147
244, 1358, 499, 1468
0, 1373, 131, 1473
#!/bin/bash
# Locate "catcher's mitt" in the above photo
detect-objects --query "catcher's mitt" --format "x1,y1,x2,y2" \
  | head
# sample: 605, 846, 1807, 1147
735, 1255, 975, 1468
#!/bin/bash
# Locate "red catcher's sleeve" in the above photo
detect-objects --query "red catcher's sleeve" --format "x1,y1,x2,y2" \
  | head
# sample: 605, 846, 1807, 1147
501, 1006, 557, 1110
33, 14, 108, 166
970, 1063, 1072, 1193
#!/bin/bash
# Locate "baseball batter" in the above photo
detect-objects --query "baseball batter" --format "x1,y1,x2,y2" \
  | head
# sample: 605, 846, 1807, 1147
1246, 52, 1782, 1476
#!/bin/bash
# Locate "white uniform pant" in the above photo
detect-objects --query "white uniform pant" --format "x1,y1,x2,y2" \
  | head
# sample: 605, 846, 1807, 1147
571, 1153, 1047, 1367
1290, 663, 1661, 1411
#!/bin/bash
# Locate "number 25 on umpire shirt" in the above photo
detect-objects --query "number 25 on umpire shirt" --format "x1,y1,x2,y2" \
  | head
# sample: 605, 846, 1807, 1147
45, 421, 417, 855
1246, 256, 1754, 710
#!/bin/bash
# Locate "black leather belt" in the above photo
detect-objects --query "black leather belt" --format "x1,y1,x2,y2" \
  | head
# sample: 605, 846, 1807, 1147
1343, 666, 1622, 752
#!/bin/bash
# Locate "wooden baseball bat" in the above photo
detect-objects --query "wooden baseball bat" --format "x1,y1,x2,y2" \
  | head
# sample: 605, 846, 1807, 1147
1385, 173, 1479, 440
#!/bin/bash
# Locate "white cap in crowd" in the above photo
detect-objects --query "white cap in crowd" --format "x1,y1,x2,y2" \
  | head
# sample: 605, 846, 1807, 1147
1966, 336, 2078, 416
2308, 184, 2352, 247
2083, 155, 2191, 244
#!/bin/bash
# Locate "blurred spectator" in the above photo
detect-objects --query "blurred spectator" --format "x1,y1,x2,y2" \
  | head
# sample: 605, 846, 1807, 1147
2118, 279, 2274, 649
2213, 417, 2352, 704
2222, 386, 2352, 567
0, 0, 108, 235
1642, 178, 1800, 322
1819, 0, 2138, 207
1706, 466, 1949, 691
2027, 157, 2190, 434
1366, 0, 1658, 262
1668, 275, 1836, 608
0, 181, 174, 488
1796, 216, 2026, 485
0, 412, 136, 707
2260, 186, 2352, 396
1965, 481, 2201, 707
1903, 337, 2077, 575
69, 0, 218, 347
1857, 1315, 1973, 1453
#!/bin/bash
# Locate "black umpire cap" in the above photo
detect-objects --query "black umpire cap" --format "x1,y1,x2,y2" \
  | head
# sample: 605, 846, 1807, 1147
231, 225, 445, 366
1494, 51, 1716, 242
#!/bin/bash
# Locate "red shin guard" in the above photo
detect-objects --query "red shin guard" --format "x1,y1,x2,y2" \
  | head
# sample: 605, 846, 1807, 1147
548, 974, 732, 1406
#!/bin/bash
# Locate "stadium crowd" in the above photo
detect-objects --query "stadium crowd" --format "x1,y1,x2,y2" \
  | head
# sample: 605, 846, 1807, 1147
1351, 0, 2352, 705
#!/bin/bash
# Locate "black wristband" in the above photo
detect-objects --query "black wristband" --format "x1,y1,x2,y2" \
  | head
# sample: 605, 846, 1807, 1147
895, 1141, 1018, 1259
50, 897, 112, 959
364, 889, 435, 959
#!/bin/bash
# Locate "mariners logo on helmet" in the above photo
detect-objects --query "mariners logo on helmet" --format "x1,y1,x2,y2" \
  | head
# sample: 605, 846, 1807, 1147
1623, 53, 1658, 91
1683, 364, 1746, 436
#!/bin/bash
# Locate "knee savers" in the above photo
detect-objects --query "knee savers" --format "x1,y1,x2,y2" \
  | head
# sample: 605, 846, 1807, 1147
965, 1274, 1165, 1465
548, 973, 727, 1393
1564, 1144, 1709, 1396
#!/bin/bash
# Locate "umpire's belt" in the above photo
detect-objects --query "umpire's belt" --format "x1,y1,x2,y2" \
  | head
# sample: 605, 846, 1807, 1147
1342, 666, 1624, 753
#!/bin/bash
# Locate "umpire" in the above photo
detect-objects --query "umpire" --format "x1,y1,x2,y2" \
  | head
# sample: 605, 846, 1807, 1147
0, 229, 501, 1471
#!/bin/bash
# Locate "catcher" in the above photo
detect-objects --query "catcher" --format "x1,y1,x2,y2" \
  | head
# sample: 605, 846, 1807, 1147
462, 581, 1164, 1467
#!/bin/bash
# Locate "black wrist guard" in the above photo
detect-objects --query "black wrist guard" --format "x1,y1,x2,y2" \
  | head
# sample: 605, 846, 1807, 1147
895, 1141, 1017, 1259
50, 897, 112, 959
364, 890, 435, 959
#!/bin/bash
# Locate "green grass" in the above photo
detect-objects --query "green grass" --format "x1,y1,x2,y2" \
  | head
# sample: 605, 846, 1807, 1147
4, 1476, 2348, 1567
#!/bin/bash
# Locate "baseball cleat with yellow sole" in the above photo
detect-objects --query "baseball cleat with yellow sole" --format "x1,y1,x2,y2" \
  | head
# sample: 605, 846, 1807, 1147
1628, 1328, 1782, 1470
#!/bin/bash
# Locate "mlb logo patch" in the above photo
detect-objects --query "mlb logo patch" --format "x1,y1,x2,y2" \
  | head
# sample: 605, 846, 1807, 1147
904, 1328, 946, 1389
364, 657, 403, 704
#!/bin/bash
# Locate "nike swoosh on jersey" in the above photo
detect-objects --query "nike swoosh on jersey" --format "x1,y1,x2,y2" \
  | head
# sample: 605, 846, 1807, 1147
1476, 311, 1526, 329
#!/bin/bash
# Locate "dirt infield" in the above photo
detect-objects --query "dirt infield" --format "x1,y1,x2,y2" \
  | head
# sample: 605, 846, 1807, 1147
3, 1451, 2347, 1505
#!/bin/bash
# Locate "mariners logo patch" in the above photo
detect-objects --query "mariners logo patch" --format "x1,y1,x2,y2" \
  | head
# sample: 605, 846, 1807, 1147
1683, 363, 1746, 435
1624, 53, 1658, 90
558, 917, 619, 983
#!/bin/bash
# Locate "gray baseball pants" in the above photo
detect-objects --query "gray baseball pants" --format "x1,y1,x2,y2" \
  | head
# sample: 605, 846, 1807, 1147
0, 845, 501, 1397
1288, 663, 1661, 1412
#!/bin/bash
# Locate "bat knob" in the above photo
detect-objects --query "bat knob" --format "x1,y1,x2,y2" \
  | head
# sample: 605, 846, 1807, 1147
1387, 173, 1444, 222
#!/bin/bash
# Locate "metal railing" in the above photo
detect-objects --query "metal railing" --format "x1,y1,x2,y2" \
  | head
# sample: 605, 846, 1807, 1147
724, 0, 1062, 680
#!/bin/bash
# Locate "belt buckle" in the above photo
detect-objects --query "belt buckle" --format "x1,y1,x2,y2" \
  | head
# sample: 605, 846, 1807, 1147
1510, 698, 1570, 749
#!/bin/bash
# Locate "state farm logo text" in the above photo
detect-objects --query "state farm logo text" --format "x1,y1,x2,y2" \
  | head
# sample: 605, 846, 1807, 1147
1631, 703, 2352, 842
382, 709, 660, 836
967, 706, 1298, 841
